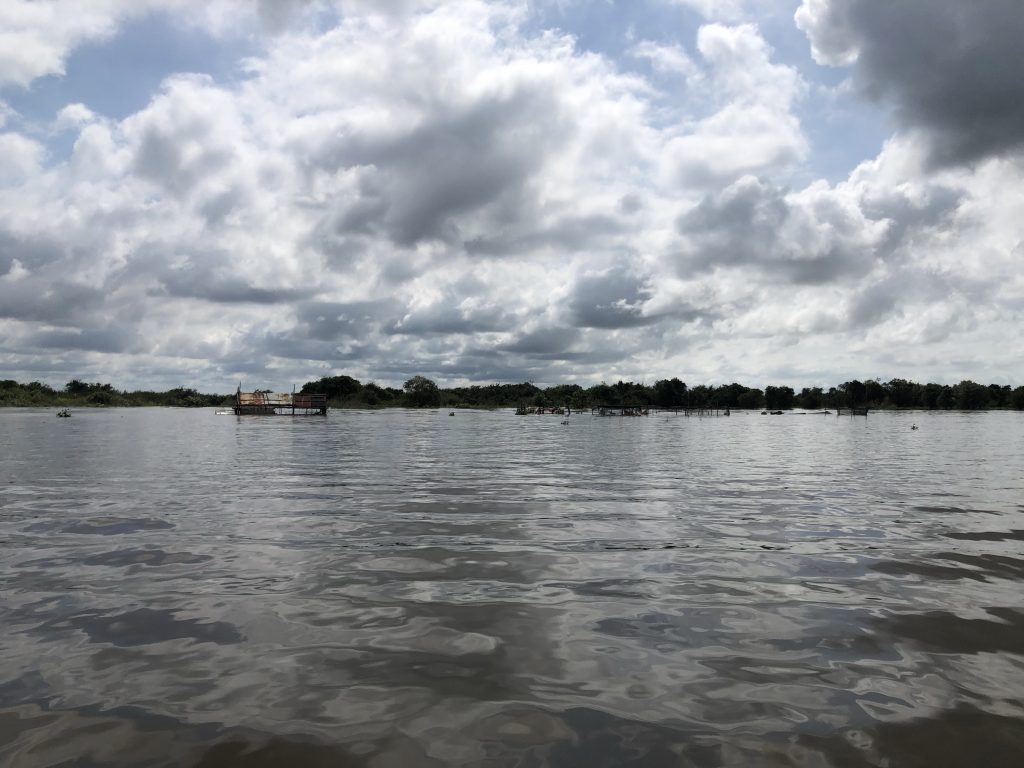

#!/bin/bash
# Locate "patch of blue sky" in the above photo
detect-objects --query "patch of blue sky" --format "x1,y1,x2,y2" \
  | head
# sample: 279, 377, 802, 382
524, 0, 704, 62
524, 0, 892, 184
1, 9, 257, 165
756, 6, 892, 183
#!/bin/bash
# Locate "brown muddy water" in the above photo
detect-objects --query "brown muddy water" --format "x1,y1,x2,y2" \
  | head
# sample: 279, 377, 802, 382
1, 407, 1023, 767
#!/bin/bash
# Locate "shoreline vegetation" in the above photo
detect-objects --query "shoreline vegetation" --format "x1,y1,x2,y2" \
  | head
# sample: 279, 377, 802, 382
2, 376, 1023, 411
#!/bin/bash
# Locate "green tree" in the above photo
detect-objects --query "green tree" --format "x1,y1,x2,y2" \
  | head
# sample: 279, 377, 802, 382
797, 387, 823, 409
403, 375, 441, 407
840, 380, 867, 407
65, 379, 90, 396
546, 384, 586, 409
688, 385, 712, 408
936, 385, 955, 409
587, 382, 616, 405
360, 382, 395, 406
1011, 386, 1024, 410
303, 375, 362, 402
823, 387, 841, 408
864, 379, 885, 405
715, 382, 748, 408
988, 384, 1010, 408
652, 378, 687, 407
737, 388, 764, 409
764, 385, 795, 410
953, 380, 990, 410
922, 383, 944, 409
885, 378, 916, 408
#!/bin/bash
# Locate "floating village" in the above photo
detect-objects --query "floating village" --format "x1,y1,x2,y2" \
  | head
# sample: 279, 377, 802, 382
219, 387, 869, 418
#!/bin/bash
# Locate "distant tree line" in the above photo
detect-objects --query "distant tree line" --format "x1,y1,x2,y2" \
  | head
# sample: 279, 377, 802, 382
300, 375, 1024, 411
0, 379, 230, 407
3, 376, 1023, 410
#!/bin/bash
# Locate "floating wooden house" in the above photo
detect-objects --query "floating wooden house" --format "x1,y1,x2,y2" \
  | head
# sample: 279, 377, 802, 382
234, 386, 327, 415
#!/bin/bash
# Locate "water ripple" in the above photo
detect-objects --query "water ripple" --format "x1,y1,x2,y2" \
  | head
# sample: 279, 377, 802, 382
1, 407, 1023, 766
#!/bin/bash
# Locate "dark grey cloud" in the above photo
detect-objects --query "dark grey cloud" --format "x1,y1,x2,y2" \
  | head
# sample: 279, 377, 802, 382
305, 85, 568, 247
677, 177, 786, 268
463, 213, 626, 257
846, 279, 902, 328
569, 266, 655, 329
133, 125, 234, 197
800, 0, 1024, 165
196, 185, 250, 225
566, 264, 718, 333
840, 264, 1001, 337
159, 273, 314, 305
28, 327, 138, 354
218, 318, 382, 370
500, 327, 583, 356
294, 299, 403, 342
0, 278, 107, 325
618, 193, 643, 215
0, 231, 67, 275
259, 335, 376, 362
676, 176, 875, 285
385, 303, 510, 336
134, 247, 318, 305
862, 184, 965, 255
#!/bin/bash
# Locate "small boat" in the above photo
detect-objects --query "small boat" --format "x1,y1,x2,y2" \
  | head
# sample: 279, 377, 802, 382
56, 408, 71, 418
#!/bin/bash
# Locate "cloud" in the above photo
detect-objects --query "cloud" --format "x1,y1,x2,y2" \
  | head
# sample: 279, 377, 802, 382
662, 23, 807, 186
796, 0, 1024, 165
0, 1, 1021, 390
0, 133, 45, 183
385, 278, 513, 336
665, 0, 750, 22
676, 174, 885, 285
28, 326, 138, 354
568, 265, 658, 329
500, 326, 582, 356
630, 41, 700, 78
123, 75, 245, 198
0, 0, 123, 87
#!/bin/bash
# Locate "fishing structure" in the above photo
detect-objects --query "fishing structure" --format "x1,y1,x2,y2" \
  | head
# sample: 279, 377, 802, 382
233, 385, 327, 415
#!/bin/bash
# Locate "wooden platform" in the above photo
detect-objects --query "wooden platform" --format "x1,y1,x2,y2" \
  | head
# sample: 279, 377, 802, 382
234, 389, 327, 415
591, 405, 649, 416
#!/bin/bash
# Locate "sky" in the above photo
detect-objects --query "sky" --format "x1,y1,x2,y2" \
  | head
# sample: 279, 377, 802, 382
0, 0, 1022, 393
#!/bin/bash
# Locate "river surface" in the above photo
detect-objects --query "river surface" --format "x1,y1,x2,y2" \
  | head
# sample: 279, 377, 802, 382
1, 407, 1023, 767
